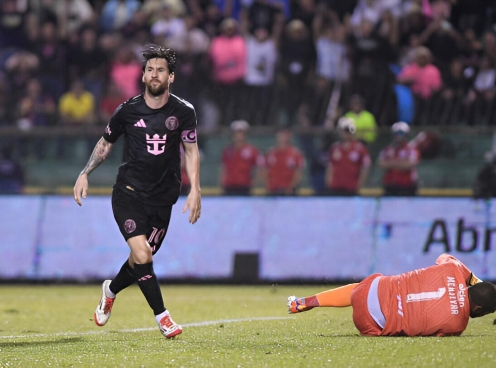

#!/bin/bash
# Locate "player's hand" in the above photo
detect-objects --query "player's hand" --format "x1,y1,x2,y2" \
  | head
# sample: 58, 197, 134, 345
73, 174, 89, 206
182, 189, 201, 224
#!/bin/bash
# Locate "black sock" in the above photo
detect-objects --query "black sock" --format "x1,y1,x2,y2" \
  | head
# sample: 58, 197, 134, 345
109, 260, 136, 295
132, 262, 166, 316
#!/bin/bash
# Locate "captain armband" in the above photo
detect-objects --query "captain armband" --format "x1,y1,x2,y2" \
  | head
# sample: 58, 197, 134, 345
181, 129, 197, 143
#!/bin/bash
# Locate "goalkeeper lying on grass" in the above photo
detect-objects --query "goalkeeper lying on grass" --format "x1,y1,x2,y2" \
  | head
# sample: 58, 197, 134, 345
288, 254, 496, 336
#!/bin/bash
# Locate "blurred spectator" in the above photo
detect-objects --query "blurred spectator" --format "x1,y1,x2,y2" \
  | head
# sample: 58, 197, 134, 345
198, 2, 225, 39
436, 58, 473, 124
0, 0, 31, 48
99, 81, 126, 123
59, 78, 96, 126
344, 94, 377, 144
458, 28, 483, 69
398, 4, 426, 47
376, 9, 399, 48
33, 20, 67, 101
464, 55, 496, 125
209, 17, 247, 126
53, 0, 94, 36
241, 0, 285, 36
110, 45, 142, 100
242, 26, 278, 125
0, 146, 24, 194
142, 0, 186, 24
294, 100, 337, 193
220, 120, 264, 195
377, 121, 420, 196
58, 78, 96, 158
150, 4, 187, 50
348, 18, 395, 124
68, 26, 107, 104
325, 117, 371, 196
473, 153, 496, 199
313, 6, 350, 84
482, 31, 496, 65
0, 82, 12, 126
209, 0, 245, 20
398, 33, 421, 68
349, 0, 402, 31
263, 126, 305, 195
418, 17, 459, 70
311, 5, 350, 126
397, 46, 441, 124
16, 78, 57, 128
120, 8, 150, 42
326, 0, 358, 22
3, 50, 39, 104
277, 19, 315, 126
14, 78, 56, 158
99, 0, 141, 33
170, 15, 210, 107
292, 0, 316, 29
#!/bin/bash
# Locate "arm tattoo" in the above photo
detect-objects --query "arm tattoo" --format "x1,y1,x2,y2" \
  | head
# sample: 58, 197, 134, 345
80, 137, 113, 176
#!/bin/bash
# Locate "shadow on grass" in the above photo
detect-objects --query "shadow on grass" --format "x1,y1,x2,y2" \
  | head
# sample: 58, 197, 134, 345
0, 337, 83, 348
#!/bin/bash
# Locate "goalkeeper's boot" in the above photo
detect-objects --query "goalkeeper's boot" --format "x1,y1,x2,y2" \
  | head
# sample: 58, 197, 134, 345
158, 312, 183, 339
94, 280, 115, 326
287, 295, 314, 314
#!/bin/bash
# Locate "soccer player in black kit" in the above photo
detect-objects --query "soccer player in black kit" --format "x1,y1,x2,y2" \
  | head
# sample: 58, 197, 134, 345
73, 45, 201, 339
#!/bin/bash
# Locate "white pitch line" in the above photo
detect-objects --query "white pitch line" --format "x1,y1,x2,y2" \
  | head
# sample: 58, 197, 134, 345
0, 316, 293, 340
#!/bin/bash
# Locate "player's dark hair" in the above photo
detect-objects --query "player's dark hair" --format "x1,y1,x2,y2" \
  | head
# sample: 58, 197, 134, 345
468, 282, 496, 315
141, 44, 176, 74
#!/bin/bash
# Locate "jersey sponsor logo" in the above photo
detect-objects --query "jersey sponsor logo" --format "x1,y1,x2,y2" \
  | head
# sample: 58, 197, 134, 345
134, 119, 147, 128
406, 287, 446, 302
124, 219, 136, 233
165, 116, 179, 130
146, 134, 167, 155
182, 129, 197, 143
105, 124, 111, 135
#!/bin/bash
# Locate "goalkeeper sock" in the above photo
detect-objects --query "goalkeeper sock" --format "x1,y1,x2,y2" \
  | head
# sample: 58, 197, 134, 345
315, 283, 359, 307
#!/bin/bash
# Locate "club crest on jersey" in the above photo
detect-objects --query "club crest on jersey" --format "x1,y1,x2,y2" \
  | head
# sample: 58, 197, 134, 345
146, 134, 167, 155
124, 219, 136, 233
165, 116, 179, 130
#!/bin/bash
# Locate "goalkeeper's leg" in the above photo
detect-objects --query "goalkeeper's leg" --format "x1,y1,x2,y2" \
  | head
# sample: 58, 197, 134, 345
287, 283, 359, 313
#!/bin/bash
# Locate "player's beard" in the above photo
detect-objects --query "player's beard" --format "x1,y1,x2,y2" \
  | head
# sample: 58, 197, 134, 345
146, 81, 168, 97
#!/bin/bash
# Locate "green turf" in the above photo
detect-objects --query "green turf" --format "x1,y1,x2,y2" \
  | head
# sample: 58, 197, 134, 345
1, 284, 496, 367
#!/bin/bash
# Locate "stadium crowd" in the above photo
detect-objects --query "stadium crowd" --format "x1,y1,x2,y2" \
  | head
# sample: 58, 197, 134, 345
0, 0, 495, 194
0, 0, 495, 133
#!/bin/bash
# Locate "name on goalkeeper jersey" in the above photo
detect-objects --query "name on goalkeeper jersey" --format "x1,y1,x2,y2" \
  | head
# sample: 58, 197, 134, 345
447, 276, 466, 315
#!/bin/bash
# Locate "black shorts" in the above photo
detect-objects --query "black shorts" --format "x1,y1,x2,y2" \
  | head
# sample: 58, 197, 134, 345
112, 187, 173, 255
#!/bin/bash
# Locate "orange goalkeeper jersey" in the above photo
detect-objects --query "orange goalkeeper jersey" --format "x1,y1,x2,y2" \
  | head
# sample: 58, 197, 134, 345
377, 254, 472, 336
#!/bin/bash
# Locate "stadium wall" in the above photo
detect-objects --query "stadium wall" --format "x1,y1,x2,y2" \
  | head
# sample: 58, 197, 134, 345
1, 196, 495, 282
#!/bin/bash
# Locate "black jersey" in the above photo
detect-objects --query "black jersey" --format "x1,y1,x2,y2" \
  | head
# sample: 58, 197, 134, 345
103, 93, 197, 206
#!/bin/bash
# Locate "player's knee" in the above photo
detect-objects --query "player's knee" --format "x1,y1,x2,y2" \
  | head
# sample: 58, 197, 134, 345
129, 244, 153, 264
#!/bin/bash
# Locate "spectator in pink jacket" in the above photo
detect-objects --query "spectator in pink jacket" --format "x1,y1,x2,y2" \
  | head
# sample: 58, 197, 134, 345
397, 46, 442, 124
110, 45, 142, 100
397, 46, 442, 100
209, 18, 247, 126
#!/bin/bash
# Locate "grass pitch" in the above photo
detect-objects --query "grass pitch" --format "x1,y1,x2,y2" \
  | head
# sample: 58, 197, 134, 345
1, 284, 496, 367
